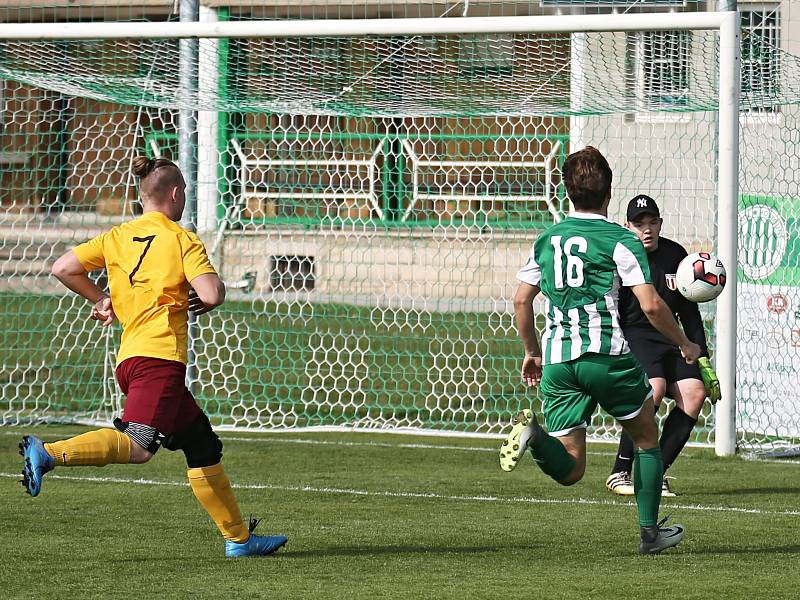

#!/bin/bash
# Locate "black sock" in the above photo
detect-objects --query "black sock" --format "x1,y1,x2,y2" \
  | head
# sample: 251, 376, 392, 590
660, 407, 698, 472
612, 430, 635, 474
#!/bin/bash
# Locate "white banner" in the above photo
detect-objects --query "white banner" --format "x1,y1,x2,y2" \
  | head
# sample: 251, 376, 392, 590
736, 198, 800, 439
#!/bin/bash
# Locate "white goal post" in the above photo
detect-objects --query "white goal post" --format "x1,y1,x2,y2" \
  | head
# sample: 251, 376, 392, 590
0, 12, 741, 455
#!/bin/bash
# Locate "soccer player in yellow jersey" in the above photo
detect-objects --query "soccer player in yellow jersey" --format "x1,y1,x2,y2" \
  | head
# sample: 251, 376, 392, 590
19, 156, 287, 558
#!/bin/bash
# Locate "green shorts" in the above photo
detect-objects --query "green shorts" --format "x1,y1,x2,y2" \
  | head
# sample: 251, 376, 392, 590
539, 352, 652, 436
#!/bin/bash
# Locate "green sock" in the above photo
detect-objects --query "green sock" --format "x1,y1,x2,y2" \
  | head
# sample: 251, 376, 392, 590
529, 426, 576, 482
633, 447, 663, 527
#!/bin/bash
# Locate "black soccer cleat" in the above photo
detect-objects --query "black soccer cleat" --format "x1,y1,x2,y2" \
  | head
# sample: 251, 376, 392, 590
639, 516, 685, 555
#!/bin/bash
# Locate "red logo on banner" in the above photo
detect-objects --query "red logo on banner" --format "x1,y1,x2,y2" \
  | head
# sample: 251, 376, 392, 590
767, 294, 789, 314
665, 274, 677, 291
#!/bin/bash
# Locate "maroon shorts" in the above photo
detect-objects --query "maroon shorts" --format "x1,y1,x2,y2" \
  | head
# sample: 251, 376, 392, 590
115, 356, 202, 435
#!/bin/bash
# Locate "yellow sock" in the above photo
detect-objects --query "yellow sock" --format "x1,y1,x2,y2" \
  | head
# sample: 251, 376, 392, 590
187, 463, 249, 543
45, 429, 132, 467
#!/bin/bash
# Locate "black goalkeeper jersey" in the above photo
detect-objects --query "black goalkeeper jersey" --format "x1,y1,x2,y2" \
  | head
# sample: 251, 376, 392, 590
618, 236, 709, 356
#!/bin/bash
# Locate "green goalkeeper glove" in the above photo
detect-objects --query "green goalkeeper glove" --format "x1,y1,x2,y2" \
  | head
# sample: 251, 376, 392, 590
698, 357, 721, 404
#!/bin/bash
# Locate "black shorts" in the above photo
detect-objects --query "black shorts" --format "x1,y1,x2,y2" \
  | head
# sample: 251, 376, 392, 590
624, 328, 702, 385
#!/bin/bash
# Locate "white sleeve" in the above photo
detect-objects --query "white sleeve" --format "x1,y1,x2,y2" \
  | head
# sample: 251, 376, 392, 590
613, 241, 648, 287
516, 244, 542, 286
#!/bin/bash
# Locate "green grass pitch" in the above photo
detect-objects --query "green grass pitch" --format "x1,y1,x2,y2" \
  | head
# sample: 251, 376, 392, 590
2, 425, 799, 599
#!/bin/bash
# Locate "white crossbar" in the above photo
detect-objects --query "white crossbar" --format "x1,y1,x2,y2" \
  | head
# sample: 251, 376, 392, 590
0, 13, 727, 40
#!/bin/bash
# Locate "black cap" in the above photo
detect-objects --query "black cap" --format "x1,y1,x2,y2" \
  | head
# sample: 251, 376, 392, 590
626, 194, 660, 222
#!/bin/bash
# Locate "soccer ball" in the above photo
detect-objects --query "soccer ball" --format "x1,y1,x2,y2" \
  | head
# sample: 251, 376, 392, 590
675, 252, 727, 303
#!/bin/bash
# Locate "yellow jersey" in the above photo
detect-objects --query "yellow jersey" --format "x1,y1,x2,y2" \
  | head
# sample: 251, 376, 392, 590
73, 211, 217, 365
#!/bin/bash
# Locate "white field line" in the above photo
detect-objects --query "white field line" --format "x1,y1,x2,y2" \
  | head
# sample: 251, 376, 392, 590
5, 429, 800, 463
3, 470, 800, 519
1, 429, 615, 457
222, 435, 623, 456
233, 438, 800, 464
220, 437, 800, 463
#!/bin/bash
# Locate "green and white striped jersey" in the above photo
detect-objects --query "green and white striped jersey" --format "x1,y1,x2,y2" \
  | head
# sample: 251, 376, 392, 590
517, 212, 651, 365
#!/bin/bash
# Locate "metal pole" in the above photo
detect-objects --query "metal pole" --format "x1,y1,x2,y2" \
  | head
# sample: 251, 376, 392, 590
179, 0, 200, 391
197, 4, 220, 235
567, 30, 587, 220
714, 10, 740, 457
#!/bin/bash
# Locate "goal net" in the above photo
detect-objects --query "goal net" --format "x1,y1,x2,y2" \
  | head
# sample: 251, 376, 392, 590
0, 5, 797, 456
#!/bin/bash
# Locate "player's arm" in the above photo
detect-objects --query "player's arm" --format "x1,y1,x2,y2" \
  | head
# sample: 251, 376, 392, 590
52, 250, 115, 326
676, 299, 720, 402
671, 245, 710, 356
513, 281, 543, 387
671, 244, 719, 400
614, 234, 700, 363
52, 251, 107, 303
189, 273, 226, 315
676, 297, 709, 357
182, 231, 225, 315
630, 283, 701, 363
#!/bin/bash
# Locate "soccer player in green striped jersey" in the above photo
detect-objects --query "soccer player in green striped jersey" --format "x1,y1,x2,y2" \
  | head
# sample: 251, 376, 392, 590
499, 147, 701, 555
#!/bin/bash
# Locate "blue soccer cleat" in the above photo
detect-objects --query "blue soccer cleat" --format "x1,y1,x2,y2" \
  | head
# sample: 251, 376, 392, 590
19, 435, 55, 497
225, 517, 288, 558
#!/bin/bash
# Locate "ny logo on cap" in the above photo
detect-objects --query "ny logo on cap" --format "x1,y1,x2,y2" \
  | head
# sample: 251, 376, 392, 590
637, 198, 648, 208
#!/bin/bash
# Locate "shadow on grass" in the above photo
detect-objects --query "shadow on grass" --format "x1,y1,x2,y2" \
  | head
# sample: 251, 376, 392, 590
281, 544, 514, 559
690, 544, 800, 555
103, 544, 518, 563
698, 487, 800, 496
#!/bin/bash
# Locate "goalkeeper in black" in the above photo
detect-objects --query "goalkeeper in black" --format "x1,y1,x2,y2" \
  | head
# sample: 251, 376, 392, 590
605, 194, 720, 498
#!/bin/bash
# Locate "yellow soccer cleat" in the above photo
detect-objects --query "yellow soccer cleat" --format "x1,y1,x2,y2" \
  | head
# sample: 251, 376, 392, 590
499, 409, 537, 472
